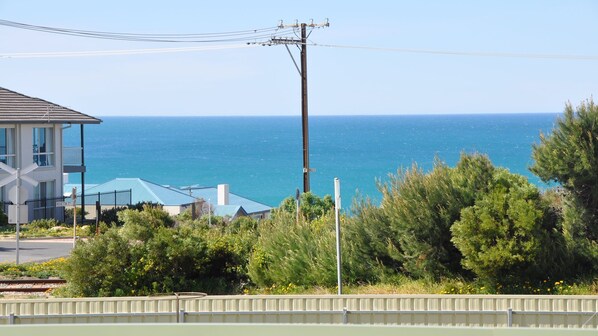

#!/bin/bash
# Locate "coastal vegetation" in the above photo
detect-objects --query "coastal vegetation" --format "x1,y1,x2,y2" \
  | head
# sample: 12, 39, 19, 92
2, 99, 598, 296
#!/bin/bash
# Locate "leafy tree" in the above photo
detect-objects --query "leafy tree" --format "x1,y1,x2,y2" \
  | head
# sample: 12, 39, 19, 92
380, 153, 494, 279
62, 205, 248, 296
278, 192, 334, 222
62, 228, 135, 296
344, 197, 401, 281
531, 99, 598, 240
451, 170, 564, 289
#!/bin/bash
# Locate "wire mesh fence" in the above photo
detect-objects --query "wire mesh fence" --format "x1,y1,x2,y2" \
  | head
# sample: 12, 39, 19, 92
23, 189, 132, 222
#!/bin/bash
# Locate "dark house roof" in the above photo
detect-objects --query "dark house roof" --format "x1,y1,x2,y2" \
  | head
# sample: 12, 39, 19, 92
0, 87, 101, 124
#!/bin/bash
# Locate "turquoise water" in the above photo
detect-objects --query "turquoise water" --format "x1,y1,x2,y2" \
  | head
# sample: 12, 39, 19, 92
64, 114, 559, 206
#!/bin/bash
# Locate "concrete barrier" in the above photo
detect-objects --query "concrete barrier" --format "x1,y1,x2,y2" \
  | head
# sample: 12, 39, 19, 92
1, 294, 597, 328
1, 323, 598, 336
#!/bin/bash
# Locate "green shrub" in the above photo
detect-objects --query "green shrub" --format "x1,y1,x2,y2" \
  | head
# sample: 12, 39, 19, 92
248, 210, 336, 287
344, 197, 400, 281
28, 218, 61, 230
278, 192, 334, 222
0, 206, 8, 226
531, 99, 598, 241
560, 195, 598, 276
61, 205, 249, 296
62, 228, 135, 296
99, 206, 127, 226
451, 170, 564, 290
98, 202, 163, 227
380, 154, 494, 279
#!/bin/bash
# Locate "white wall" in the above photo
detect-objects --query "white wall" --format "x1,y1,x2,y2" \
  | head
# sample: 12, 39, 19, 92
0, 124, 63, 222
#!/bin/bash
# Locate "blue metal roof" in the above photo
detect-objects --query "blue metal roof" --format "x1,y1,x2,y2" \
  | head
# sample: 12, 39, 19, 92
187, 187, 271, 215
63, 183, 98, 196
68, 178, 272, 216
84, 178, 196, 206
213, 205, 246, 218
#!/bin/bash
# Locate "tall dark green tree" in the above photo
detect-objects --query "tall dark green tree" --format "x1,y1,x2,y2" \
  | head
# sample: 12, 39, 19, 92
380, 153, 494, 279
531, 99, 598, 239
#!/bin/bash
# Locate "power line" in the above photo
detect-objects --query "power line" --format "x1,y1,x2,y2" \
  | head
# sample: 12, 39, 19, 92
310, 42, 598, 61
0, 19, 296, 43
4, 18, 594, 61
0, 44, 258, 59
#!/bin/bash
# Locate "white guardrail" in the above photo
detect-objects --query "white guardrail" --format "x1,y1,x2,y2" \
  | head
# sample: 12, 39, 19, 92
2, 324, 598, 336
1, 294, 597, 328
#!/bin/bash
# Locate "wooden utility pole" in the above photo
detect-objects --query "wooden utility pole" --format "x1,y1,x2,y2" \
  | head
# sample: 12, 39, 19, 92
270, 20, 329, 193
300, 23, 310, 193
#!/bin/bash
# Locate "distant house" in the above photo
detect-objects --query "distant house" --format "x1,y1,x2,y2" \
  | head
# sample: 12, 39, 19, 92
182, 183, 271, 219
76, 178, 271, 219
0, 87, 101, 223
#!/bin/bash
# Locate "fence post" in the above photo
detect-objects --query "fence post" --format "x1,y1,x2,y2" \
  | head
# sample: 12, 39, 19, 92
342, 308, 349, 324
178, 309, 186, 323
129, 188, 132, 206
507, 308, 513, 327
114, 190, 117, 208
9, 313, 15, 325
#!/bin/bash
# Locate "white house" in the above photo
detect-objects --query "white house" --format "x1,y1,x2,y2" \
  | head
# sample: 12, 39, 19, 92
0, 87, 101, 223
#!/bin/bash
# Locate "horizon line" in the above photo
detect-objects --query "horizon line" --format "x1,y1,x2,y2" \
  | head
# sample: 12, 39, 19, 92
95, 112, 562, 118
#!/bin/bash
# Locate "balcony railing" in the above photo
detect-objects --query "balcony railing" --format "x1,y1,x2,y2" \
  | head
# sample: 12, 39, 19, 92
63, 147, 82, 166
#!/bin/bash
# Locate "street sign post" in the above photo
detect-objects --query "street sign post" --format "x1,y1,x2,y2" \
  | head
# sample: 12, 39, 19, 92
72, 187, 77, 247
0, 162, 39, 265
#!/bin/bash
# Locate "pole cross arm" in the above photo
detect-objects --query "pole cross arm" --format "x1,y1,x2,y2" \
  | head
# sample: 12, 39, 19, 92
21, 174, 39, 187
0, 162, 39, 187
0, 174, 15, 188
0, 162, 15, 175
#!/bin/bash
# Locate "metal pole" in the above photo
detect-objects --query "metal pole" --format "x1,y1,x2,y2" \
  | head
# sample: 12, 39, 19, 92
295, 188, 300, 223
300, 23, 310, 193
507, 308, 513, 327
15, 168, 20, 265
334, 177, 342, 295
95, 200, 100, 235
72, 187, 77, 248
80, 124, 85, 224
175, 293, 180, 323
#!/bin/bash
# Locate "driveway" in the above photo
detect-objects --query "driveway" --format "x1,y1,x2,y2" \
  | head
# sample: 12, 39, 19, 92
0, 239, 74, 263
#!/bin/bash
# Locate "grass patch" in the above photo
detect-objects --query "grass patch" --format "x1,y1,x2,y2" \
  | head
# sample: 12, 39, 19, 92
0, 224, 95, 239
0, 258, 67, 279
243, 277, 598, 295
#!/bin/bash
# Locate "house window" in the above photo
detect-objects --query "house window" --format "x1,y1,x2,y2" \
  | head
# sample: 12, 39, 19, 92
33, 127, 54, 166
0, 128, 15, 167
33, 180, 56, 220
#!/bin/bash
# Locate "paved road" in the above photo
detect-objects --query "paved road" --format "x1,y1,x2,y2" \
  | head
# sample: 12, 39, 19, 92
0, 239, 74, 263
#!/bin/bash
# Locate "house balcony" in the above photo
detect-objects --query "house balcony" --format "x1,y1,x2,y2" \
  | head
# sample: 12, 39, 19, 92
63, 146, 86, 173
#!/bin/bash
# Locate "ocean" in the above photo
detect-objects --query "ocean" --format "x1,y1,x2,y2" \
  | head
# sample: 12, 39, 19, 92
63, 114, 560, 207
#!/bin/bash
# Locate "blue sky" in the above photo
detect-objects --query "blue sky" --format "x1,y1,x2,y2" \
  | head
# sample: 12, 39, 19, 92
1, 0, 597, 116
